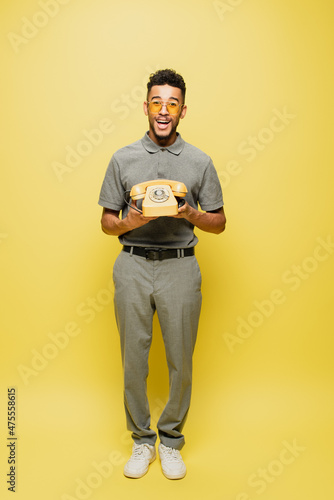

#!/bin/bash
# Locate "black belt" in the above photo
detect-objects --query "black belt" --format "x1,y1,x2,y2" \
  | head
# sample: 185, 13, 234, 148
123, 246, 195, 261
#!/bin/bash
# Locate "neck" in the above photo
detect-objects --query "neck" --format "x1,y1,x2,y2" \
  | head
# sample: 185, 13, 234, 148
148, 129, 177, 147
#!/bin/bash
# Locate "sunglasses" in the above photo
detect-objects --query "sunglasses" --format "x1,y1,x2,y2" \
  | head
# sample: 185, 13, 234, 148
147, 100, 184, 115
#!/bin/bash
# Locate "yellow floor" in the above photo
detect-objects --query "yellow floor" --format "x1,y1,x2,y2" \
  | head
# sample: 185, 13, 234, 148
1, 344, 333, 500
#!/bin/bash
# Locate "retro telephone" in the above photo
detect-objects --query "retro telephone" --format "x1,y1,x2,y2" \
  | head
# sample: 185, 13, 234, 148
129, 179, 187, 217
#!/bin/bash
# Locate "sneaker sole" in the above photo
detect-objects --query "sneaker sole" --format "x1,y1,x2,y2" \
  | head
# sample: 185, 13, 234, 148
161, 469, 187, 480
123, 455, 156, 479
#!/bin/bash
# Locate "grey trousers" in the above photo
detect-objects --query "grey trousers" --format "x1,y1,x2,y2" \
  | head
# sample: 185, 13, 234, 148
113, 249, 202, 450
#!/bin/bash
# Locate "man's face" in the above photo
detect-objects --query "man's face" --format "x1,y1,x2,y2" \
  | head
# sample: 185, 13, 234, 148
144, 84, 187, 146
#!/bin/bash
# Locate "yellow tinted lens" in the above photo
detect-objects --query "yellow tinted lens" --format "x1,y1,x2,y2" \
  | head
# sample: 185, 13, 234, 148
166, 102, 179, 114
149, 100, 162, 113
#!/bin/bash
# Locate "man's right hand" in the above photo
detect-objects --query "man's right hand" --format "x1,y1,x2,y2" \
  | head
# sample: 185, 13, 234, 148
101, 202, 158, 236
124, 201, 158, 230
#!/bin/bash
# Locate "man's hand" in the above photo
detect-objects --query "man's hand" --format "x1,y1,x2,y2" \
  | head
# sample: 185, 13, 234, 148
125, 201, 158, 229
171, 200, 192, 219
101, 202, 157, 236
170, 201, 226, 234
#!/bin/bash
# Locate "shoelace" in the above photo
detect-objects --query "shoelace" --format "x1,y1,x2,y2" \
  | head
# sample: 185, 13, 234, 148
161, 447, 182, 462
132, 445, 149, 459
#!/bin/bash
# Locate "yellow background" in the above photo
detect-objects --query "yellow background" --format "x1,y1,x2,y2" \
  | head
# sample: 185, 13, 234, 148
1, 0, 333, 498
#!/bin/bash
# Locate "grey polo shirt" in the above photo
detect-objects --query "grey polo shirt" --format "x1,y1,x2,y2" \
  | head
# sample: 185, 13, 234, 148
98, 132, 223, 249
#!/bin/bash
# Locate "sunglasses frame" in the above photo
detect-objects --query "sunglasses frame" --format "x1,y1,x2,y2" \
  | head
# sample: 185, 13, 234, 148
147, 100, 184, 115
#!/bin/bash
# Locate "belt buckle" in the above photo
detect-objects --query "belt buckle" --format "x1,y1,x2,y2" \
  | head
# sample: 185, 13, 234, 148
145, 247, 162, 260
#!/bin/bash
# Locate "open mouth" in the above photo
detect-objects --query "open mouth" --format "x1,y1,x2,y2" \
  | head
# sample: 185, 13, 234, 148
156, 119, 170, 130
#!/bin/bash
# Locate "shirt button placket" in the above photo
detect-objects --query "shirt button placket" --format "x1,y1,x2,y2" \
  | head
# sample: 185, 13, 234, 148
158, 148, 168, 178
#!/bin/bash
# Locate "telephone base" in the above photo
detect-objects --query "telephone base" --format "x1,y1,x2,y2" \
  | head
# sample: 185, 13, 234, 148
130, 179, 187, 217
142, 205, 178, 217
142, 184, 178, 217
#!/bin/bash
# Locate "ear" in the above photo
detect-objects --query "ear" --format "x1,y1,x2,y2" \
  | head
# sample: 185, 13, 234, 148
143, 101, 149, 116
180, 104, 187, 120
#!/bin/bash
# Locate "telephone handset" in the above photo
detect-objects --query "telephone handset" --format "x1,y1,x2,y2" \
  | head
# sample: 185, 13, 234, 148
129, 179, 187, 217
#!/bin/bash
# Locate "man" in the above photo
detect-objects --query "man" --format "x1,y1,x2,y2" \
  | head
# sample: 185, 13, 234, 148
98, 69, 226, 480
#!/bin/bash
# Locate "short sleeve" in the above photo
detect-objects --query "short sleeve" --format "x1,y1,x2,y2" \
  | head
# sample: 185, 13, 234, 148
98, 156, 125, 211
198, 158, 224, 212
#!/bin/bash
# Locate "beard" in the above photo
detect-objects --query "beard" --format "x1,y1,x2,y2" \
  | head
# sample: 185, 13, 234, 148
149, 115, 180, 145
152, 128, 175, 143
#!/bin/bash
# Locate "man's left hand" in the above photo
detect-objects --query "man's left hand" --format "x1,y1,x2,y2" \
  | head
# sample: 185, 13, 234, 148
170, 201, 193, 219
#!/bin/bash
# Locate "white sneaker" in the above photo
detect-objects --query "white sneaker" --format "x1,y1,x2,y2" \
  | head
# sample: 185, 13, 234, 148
158, 443, 187, 480
123, 443, 156, 478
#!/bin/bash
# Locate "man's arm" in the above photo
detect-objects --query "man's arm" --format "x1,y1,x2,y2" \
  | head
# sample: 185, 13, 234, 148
173, 203, 226, 234
100, 206, 157, 236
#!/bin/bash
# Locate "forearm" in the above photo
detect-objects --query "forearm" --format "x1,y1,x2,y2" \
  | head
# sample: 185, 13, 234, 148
183, 206, 226, 234
101, 207, 157, 236
101, 215, 133, 236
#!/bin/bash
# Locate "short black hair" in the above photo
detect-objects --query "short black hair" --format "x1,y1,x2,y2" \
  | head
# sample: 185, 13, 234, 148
147, 69, 186, 102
